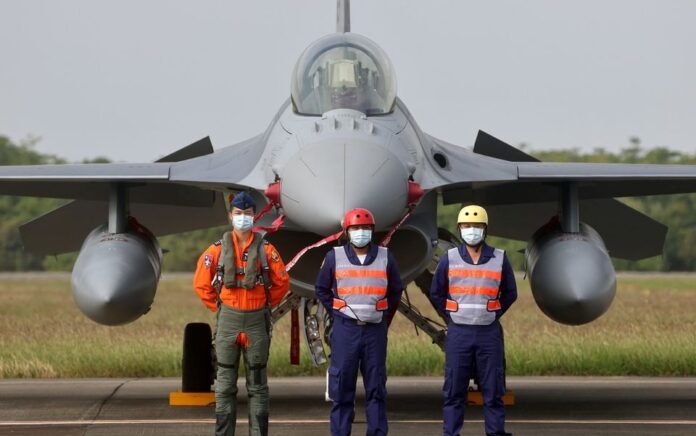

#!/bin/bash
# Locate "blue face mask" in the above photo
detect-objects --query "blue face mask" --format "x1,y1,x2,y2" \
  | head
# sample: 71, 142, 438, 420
232, 214, 254, 231
349, 229, 372, 248
461, 227, 485, 246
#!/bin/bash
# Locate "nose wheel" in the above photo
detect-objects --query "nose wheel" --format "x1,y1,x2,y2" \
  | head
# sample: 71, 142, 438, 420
181, 322, 214, 392
170, 323, 216, 406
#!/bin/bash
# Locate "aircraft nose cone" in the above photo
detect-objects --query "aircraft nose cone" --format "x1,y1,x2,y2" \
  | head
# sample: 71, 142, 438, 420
280, 138, 409, 235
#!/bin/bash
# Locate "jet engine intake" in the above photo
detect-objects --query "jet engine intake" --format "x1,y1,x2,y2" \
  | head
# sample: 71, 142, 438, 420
266, 224, 432, 297
525, 220, 616, 325
71, 223, 163, 326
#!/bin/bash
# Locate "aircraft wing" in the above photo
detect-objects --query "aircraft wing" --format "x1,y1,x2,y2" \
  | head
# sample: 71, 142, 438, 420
2, 135, 268, 254
426, 131, 696, 259
481, 199, 667, 260
431, 131, 696, 205
0, 135, 264, 202
0, 162, 172, 201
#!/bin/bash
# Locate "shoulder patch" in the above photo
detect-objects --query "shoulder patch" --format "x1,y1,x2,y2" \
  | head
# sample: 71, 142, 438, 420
213, 239, 223, 246
270, 250, 280, 262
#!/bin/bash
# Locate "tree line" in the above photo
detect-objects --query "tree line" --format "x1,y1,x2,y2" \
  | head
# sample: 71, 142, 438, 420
1, 135, 695, 272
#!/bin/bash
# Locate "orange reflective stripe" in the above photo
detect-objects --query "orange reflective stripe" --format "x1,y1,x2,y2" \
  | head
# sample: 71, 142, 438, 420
337, 286, 388, 296
487, 299, 501, 311
446, 299, 459, 312
449, 286, 499, 297
448, 269, 502, 280
375, 299, 388, 311
333, 298, 347, 310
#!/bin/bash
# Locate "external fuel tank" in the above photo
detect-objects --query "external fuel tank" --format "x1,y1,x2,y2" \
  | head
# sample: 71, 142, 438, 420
525, 221, 616, 325
71, 224, 162, 326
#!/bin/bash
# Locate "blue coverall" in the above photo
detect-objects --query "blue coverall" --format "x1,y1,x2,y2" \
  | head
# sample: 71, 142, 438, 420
315, 242, 403, 436
430, 243, 517, 436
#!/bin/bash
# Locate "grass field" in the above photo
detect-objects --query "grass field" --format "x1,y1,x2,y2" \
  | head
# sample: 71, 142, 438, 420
0, 273, 694, 378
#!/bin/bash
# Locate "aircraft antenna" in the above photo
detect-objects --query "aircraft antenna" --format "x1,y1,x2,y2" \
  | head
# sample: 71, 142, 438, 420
337, 0, 350, 33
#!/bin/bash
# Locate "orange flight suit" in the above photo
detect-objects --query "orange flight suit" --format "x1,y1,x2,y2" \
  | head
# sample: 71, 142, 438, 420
194, 231, 290, 312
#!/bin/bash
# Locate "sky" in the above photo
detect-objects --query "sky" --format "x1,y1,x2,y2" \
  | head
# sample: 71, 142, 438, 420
1, 0, 695, 162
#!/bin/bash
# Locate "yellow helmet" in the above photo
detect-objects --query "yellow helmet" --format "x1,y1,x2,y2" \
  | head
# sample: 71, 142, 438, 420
457, 205, 488, 225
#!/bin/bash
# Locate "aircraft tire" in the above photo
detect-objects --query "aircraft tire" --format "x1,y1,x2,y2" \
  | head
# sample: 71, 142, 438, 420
182, 322, 213, 392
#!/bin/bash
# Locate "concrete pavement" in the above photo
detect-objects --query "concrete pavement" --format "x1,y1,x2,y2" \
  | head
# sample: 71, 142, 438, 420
0, 377, 695, 435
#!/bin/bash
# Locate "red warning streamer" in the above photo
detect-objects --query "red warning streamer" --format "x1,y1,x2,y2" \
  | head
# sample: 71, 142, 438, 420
252, 182, 285, 234
380, 181, 424, 246
379, 204, 416, 247
285, 181, 425, 268
253, 214, 285, 234
285, 231, 343, 272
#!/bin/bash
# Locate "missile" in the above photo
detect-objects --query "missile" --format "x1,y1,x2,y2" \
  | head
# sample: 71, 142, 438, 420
525, 222, 616, 325
71, 224, 162, 326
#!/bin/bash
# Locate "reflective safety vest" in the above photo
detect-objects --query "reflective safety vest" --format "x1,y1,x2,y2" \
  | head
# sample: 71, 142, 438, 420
445, 247, 504, 326
332, 246, 389, 324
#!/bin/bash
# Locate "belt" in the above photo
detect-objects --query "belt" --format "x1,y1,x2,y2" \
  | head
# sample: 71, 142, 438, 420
220, 305, 266, 315
337, 315, 374, 326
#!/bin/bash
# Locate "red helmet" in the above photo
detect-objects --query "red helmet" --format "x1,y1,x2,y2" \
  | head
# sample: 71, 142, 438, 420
342, 208, 375, 230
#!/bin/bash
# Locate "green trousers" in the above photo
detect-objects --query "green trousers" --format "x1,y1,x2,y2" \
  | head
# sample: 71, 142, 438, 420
215, 305, 271, 436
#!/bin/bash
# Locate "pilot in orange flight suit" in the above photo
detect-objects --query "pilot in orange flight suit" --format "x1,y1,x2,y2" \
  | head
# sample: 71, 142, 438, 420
194, 191, 289, 436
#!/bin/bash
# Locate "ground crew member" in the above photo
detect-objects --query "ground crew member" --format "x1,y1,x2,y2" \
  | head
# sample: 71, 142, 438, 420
194, 191, 290, 436
315, 208, 404, 436
429, 205, 517, 436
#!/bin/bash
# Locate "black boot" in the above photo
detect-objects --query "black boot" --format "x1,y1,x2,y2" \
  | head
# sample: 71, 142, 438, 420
215, 413, 235, 436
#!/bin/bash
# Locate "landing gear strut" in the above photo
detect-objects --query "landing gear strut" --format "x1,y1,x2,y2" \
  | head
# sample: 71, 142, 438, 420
400, 227, 460, 350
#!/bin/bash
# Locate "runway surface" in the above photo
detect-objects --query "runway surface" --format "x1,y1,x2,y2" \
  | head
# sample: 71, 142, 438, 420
0, 377, 695, 435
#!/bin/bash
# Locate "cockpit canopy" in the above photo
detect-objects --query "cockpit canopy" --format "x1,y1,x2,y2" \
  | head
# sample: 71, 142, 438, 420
291, 33, 397, 116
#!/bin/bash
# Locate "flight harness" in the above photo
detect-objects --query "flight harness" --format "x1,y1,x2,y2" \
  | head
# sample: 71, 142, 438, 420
211, 233, 273, 336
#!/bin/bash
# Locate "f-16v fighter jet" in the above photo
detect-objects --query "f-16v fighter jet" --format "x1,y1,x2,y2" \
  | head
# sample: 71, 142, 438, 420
4, 1, 696, 389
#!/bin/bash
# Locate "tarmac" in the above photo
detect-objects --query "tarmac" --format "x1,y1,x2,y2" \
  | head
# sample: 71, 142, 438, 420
0, 377, 695, 435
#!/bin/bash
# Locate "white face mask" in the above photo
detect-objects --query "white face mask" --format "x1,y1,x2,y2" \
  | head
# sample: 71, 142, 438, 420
232, 214, 254, 231
349, 229, 372, 248
461, 227, 485, 246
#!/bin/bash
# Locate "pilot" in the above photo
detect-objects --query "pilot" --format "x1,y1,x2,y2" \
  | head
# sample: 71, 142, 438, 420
193, 191, 290, 436
429, 205, 517, 436
315, 208, 404, 436
328, 59, 367, 112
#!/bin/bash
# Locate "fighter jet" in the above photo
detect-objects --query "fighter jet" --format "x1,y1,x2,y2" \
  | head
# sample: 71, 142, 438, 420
3, 0, 696, 390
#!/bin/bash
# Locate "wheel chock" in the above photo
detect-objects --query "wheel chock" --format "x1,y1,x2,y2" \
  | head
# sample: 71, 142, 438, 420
467, 390, 514, 406
169, 391, 215, 406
